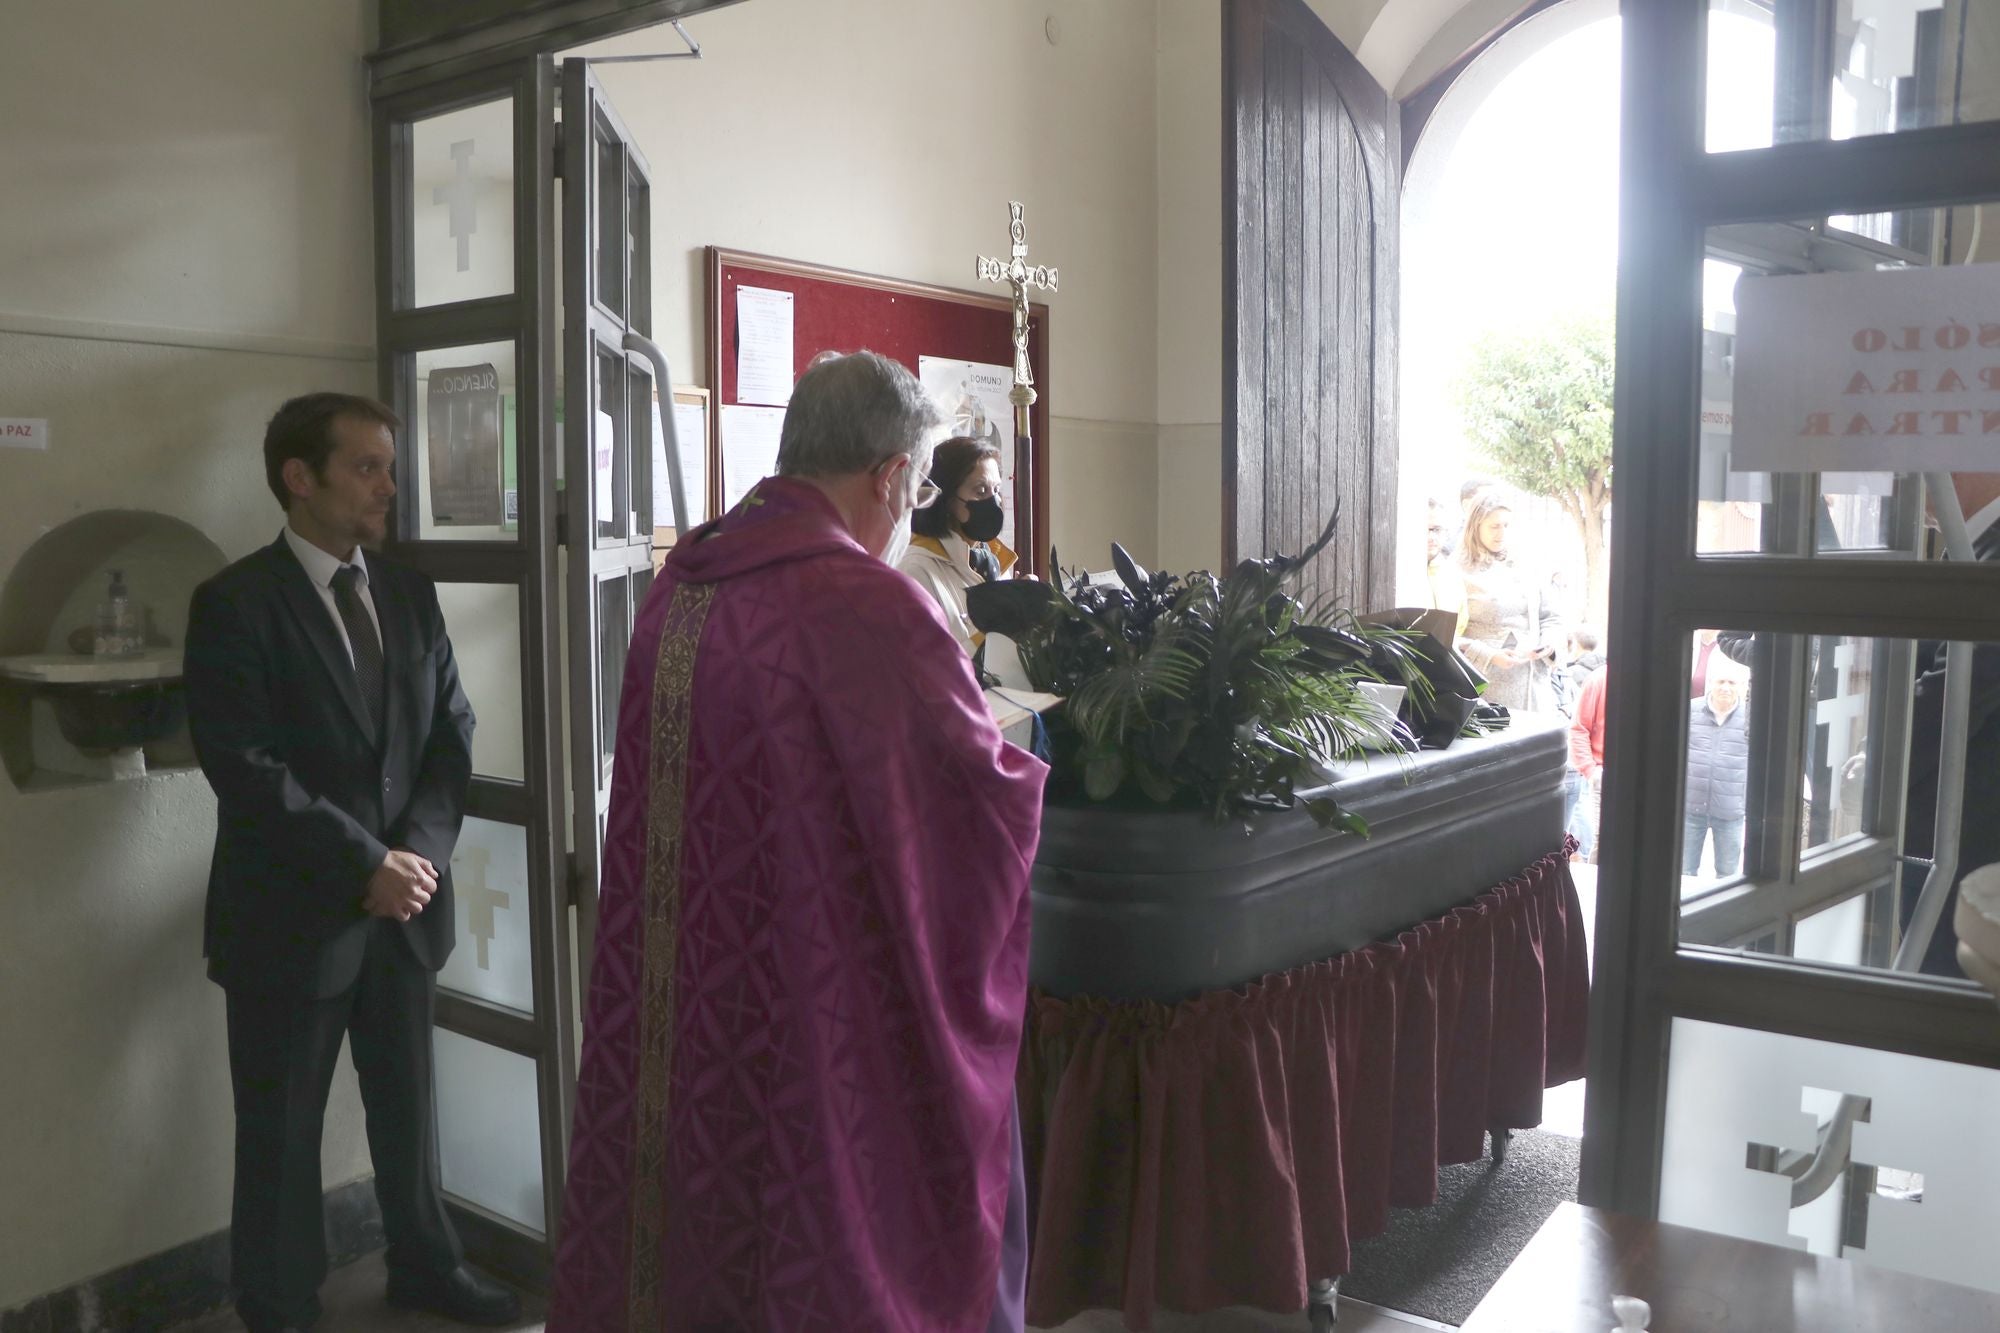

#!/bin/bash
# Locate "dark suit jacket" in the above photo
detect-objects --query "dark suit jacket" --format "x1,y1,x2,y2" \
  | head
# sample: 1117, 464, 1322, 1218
185, 534, 476, 997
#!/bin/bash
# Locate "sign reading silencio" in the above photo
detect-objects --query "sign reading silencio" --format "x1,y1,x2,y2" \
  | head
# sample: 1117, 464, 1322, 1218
425, 362, 504, 526
1732, 261, 2000, 473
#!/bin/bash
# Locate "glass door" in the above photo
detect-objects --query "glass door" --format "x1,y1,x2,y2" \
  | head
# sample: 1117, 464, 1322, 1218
1589, 0, 2000, 1295
373, 56, 570, 1281
560, 58, 661, 977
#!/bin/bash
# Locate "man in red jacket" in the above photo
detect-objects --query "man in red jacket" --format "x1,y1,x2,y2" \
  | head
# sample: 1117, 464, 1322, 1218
1567, 664, 1608, 860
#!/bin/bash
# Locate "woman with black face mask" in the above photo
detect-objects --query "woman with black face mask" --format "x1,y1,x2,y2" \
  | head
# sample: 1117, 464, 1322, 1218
899, 435, 1020, 662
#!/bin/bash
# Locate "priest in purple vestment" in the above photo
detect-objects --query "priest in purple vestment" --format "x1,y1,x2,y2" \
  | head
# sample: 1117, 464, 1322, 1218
548, 351, 1047, 1332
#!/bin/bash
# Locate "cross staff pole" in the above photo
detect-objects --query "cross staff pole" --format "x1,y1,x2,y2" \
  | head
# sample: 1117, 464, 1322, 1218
977, 201, 1058, 574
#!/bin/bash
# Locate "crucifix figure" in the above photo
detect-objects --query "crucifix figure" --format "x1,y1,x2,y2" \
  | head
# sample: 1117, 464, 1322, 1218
976, 201, 1058, 572
433, 139, 479, 273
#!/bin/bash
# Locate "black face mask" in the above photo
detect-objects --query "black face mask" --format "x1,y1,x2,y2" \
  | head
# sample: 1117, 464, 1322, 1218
959, 495, 1004, 543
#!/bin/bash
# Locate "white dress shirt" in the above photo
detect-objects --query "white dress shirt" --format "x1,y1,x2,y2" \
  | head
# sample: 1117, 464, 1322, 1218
282, 524, 381, 667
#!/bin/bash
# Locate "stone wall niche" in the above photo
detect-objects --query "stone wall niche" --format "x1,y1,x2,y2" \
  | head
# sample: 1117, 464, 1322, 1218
0, 511, 225, 791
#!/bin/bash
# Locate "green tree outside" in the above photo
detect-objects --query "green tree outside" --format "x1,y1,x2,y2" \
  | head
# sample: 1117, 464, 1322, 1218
1456, 312, 1616, 627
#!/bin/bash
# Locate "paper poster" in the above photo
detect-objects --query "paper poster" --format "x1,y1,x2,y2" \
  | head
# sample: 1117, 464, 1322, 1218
425, 363, 503, 525
735, 285, 796, 406
593, 409, 616, 520
1733, 262, 2000, 473
719, 404, 786, 512
653, 397, 709, 529
919, 356, 1017, 552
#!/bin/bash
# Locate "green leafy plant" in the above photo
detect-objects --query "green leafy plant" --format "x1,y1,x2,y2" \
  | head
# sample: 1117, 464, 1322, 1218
970, 508, 1429, 833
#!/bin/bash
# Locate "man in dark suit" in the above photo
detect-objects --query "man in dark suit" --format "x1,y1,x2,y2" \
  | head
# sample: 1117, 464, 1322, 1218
185, 393, 520, 1332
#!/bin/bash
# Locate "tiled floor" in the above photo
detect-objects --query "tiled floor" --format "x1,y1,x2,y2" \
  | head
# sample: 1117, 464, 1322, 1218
1034, 1297, 1454, 1331
166, 1257, 1445, 1333
168, 1253, 544, 1333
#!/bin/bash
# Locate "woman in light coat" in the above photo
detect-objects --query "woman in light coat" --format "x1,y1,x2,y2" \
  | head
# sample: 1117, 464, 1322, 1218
1454, 492, 1564, 712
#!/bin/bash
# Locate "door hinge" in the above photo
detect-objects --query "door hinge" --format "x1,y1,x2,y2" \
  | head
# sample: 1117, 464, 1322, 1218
556, 488, 570, 546
564, 851, 582, 906
552, 121, 565, 179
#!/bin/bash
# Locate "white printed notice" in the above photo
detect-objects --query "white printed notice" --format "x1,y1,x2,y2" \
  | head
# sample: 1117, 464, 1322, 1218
594, 409, 617, 519
654, 399, 709, 530
918, 356, 1018, 553
1733, 262, 2000, 472
735, 285, 796, 406
719, 404, 786, 513
0, 419, 49, 451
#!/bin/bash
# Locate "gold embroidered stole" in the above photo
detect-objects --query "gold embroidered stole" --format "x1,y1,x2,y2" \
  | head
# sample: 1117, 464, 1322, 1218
625, 579, 716, 1329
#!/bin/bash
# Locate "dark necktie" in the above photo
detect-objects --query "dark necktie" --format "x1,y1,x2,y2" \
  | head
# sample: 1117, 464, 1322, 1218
330, 565, 385, 741
969, 544, 1001, 583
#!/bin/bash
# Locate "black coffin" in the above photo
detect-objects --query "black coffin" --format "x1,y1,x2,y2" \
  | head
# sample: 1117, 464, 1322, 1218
1028, 712, 1570, 1002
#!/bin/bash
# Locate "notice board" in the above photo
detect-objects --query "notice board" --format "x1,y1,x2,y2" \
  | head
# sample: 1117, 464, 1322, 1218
704, 246, 1051, 574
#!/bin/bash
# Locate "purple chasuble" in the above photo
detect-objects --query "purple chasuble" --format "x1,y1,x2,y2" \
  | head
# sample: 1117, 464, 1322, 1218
548, 477, 1045, 1331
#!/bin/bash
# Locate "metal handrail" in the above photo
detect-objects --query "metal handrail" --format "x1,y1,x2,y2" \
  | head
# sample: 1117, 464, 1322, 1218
621, 329, 688, 535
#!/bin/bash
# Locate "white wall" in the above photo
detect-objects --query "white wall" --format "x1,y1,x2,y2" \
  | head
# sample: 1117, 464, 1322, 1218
0, 1, 378, 1309
568, 0, 1163, 567
1154, 0, 1227, 576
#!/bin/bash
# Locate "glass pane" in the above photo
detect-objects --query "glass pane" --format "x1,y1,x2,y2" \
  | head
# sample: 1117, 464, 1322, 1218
629, 166, 652, 335
437, 816, 534, 1015
1661, 1019, 2000, 1293
629, 361, 654, 537
596, 577, 629, 779
1707, 0, 1778, 153
1678, 626, 1998, 989
1697, 214, 1998, 559
1794, 891, 1870, 966
435, 582, 522, 782
1707, 0, 2000, 150
434, 1029, 544, 1234
594, 117, 625, 319
1679, 636, 1757, 887
594, 347, 630, 542
1803, 633, 1882, 855
407, 98, 515, 308
412, 341, 519, 542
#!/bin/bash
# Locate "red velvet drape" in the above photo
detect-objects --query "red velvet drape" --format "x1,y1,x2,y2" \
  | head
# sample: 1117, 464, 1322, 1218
1017, 846, 1589, 1330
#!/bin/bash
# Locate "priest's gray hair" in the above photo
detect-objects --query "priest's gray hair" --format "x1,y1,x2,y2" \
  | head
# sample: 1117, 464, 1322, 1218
776, 350, 944, 479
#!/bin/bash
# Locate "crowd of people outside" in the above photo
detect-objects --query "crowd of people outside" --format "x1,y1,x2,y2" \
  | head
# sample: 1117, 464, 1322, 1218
1424, 480, 1751, 877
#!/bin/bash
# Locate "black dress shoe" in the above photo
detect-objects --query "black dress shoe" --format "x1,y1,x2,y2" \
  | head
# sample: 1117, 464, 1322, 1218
385, 1264, 523, 1326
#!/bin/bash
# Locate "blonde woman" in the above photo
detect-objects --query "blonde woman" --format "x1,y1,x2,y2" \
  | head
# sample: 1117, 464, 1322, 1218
1455, 492, 1563, 712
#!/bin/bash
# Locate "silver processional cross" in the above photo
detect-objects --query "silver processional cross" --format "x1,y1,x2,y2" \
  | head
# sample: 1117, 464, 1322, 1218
976, 201, 1058, 571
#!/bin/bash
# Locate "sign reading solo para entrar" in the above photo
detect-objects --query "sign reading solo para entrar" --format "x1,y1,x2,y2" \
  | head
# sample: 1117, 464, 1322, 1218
1733, 261, 2000, 473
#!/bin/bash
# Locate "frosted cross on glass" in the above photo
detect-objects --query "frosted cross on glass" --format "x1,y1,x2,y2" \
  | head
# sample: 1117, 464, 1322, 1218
1746, 1086, 1922, 1256
433, 139, 480, 272
455, 842, 511, 970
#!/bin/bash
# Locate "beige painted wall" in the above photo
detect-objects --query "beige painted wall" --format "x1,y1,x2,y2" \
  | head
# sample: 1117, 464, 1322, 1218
569, 0, 1164, 564
1155, 0, 1228, 576
0, 0, 378, 1310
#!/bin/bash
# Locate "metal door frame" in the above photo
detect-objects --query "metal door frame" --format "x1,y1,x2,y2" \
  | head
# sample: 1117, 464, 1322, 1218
1585, 0, 2000, 1218
559, 56, 665, 978
371, 55, 571, 1279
